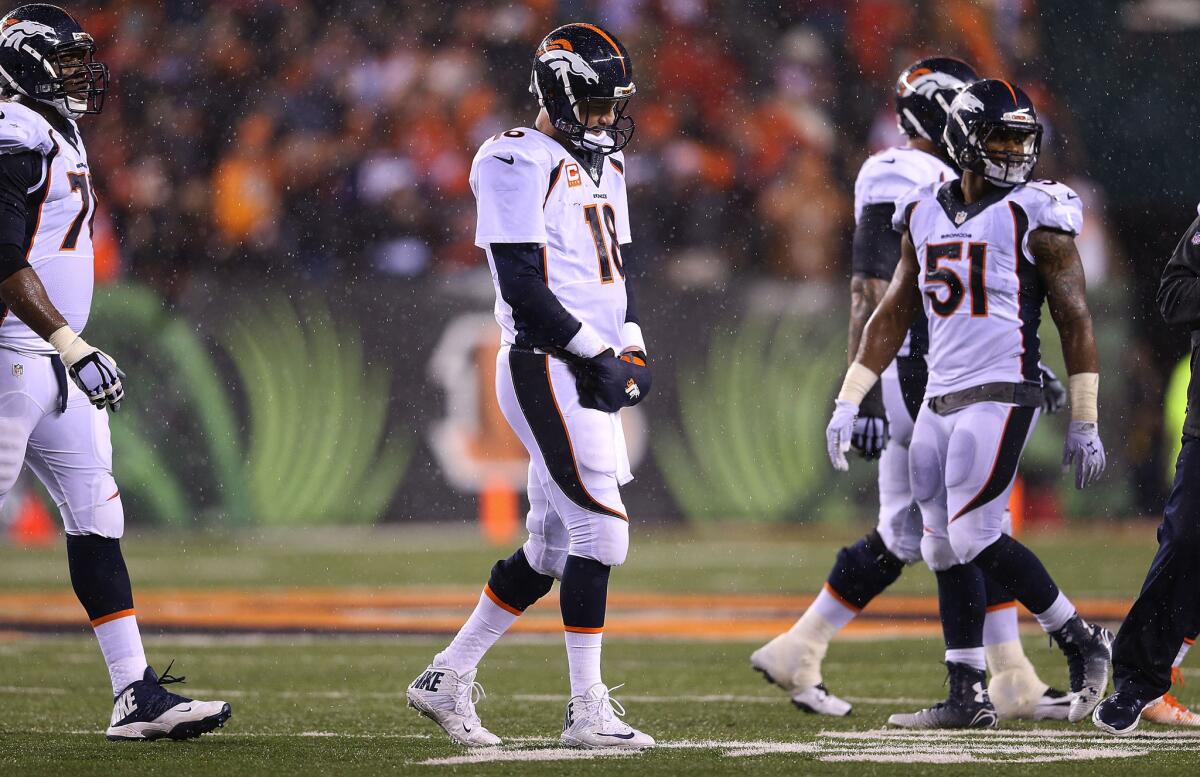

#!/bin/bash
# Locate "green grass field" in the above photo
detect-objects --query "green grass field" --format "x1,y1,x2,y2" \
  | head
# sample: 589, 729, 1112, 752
1, 523, 1195, 776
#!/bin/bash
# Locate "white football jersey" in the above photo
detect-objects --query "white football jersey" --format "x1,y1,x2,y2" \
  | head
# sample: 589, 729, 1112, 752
0, 101, 96, 355
471, 127, 632, 351
893, 179, 1084, 397
853, 145, 956, 358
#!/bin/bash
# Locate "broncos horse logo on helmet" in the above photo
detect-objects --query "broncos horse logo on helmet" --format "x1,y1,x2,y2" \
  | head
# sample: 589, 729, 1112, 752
895, 57, 978, 156
944, 79, 1044, 187
530, 23, 635, 155
0, 4, 107, 117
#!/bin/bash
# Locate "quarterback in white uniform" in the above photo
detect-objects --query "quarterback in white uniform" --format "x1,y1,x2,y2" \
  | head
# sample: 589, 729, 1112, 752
0, 5, 229, 740
753, 58, 1067, 722
408, 23, 654, 750
826, 79, 1112, 728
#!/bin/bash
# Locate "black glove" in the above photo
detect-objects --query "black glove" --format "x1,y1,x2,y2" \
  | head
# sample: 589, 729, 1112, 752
566, 348, 652, 413
851, 381, 889, 459
1040, 364, 1067, 415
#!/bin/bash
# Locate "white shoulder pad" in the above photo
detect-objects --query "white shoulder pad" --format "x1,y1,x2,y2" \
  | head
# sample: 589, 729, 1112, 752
0, 102, 54, 156
471, 129, 556, 247
1013, 179, 1084, 236
854, 147, 953, 222
891, 180, 941, 233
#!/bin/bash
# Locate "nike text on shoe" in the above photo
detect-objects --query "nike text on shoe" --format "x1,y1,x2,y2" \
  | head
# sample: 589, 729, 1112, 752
560, 683, 655, 749
1050, 616, 1114, 723
887, 662, 999, 729
791, 683, 852, 716
1141, 693, 1200, 727
1093, 691, 1147, 736
406, 664, 501, 747
106, 664, 232, 741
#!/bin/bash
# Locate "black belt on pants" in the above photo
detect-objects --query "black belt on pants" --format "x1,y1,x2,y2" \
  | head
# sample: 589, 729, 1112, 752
927, 381, 1042, 416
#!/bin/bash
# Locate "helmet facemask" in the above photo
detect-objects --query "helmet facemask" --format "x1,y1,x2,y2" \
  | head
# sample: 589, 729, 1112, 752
570, 93, 634, 155
974, 123, 1041, 186
40, 40, 107, 116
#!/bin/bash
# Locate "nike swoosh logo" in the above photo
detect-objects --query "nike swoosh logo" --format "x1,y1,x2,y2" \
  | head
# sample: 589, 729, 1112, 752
462, 724, 472, 732
597, 732, 636, 740
177, 706, 192, 712
493, 154, 514, 165
880, 159, 896, 164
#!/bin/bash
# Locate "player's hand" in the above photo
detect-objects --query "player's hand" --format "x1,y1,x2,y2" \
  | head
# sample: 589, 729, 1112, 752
1062, 421, 1105, 489
851, 414, 889, 459
67, 348, 124, 413
826, 400, 859, 472
1040, 365, 1067, 414
567, 348, 651, 413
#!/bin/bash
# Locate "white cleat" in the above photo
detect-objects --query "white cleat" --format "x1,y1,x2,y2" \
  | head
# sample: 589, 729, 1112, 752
406, 664, 501, 747
791, 683, 852, 716
560, 683, 655, 749
988, 668, 1074, 721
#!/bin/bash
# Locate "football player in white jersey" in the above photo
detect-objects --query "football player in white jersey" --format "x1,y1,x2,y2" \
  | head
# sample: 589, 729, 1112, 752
0, 5, 229, 740
753, 58, 1069, 722
825, 79, 1112, 728
407, 23, 653, 750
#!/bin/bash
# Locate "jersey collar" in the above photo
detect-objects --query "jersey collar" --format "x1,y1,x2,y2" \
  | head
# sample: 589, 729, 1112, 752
935, 180, 1009, 227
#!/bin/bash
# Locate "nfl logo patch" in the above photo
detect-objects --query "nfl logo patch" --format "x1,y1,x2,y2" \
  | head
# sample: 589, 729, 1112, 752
11, 363, 22, 378
954, 211, 967, 225
1191, 231, 1200, 246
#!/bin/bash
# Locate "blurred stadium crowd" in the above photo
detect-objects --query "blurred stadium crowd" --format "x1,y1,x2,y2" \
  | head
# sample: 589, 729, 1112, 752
75, 0, 1113, 295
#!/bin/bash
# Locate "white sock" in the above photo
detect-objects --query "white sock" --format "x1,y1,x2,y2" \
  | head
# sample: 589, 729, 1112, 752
1176, 639, 1193, 668
985, 639, 1044, 687
434, 588, 519, 674
565, 630, 603, 697
1033, 591, 1075, 634
946, 647, 986, 672
801, 586, 857, 633
93, 612, 148, 696
983, 603, 1020, 648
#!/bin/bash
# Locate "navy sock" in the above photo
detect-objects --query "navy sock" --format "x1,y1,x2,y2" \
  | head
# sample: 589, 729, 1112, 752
560, 555, 610, 631
936, 563, 986, 649
973, 535, 1059, 615
65, 535, 134, 623
487, 548, 554, 612
826, 530, 906, 610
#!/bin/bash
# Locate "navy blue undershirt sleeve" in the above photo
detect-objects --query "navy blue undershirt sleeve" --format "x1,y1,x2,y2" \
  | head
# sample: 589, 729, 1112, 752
491, 242, 583, 350
852, 202, 903, 281
0, 151, 39, 283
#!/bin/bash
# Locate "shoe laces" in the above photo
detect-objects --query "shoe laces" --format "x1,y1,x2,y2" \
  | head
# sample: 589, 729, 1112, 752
581, 683, 627, 724
158, 659, 187, 686
453, 677, 486, 724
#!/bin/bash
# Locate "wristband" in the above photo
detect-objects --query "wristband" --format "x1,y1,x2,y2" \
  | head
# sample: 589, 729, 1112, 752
565, 324, 607, 359
48, 325, 92, 368
620, 321, 646, 355
1068, 372, 1099, 424
837, 362, 880, 406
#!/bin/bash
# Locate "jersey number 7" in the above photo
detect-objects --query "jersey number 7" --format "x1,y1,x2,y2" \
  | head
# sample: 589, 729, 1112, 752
60, 172, 95, 251
925, 241, 988, 317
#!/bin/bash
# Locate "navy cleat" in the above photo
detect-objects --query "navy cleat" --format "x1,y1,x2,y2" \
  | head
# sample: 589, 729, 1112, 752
106, 664, 232, 741
1050, 616, 1114, 723
1093, 691, 1148, 736
888, 662, 999, 729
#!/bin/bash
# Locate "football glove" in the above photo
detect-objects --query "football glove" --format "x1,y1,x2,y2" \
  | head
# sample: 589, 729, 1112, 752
1040, 364, 1067, 414
826, 399, 859, 472
1063, 421, 1105, 489
48, 326, 124, 413
851, 383, 889, 459
566, 348, 651, 413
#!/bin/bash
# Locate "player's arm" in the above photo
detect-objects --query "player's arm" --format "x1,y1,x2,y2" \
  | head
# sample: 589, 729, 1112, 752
0, 151, 123, 411
826, 233, 921, 470
1156, 215, 1200, 327
491, 242, 605, 356
1029, 227, 1105, 488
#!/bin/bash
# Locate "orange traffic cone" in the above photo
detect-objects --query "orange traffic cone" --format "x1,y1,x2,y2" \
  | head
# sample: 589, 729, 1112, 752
480, 475, 519, 547
11, 493, 56, 546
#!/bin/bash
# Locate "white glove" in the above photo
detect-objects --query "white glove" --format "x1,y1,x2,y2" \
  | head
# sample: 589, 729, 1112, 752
826, 399, 859, 472
1063, 421, 1105, 489
49, 326, 124, 412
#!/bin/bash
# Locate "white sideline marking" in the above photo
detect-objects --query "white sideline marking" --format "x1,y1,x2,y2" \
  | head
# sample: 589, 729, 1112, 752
421, 747, 639, 766
0, 686, 67, 695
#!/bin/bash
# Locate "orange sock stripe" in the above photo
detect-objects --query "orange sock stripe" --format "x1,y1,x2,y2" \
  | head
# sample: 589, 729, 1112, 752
1185, 637, 1196, 646
483, 585, 523, 616
985, 601, 1019, 613
91, 608, 136, 628
564, 625, 604, 634
822, 583, 863, 614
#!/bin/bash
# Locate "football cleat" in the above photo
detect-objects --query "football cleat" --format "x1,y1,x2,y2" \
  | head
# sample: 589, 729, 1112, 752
791, 683, 852, 716
888, 662, 998, 729
106, 664, 231, 741
988, 667, 1074, 721
1093, 690, 1147, 736
1049, 616, 1114, 723
1031, 687, 1075, 721
1142, 693, 1200, 726
560, 683, 655, 749
406, 664, 501, 747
